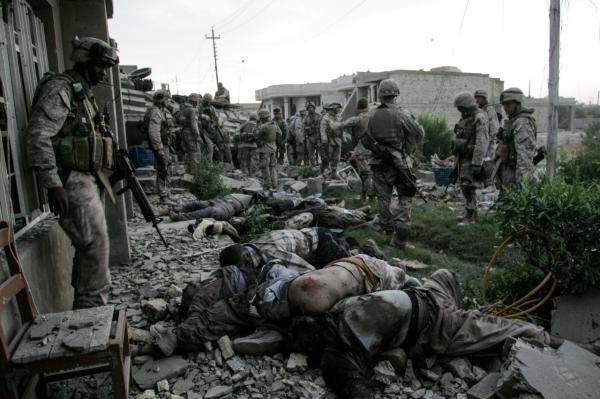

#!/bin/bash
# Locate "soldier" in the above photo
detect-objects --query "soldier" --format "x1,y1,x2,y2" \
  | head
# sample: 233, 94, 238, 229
289, 109, 307, 166
198, 93, 218, 162
214, 82, 230, 104
179, 93, 204, 173
303, 102, 321, 167
453, 92, 489, 224
320, 102, 344, 178
495, 87, 537, 190
25, 36, 119, 309
341, 98, 373, 200
257, 108, 282, 190
361, 79, 424, 248
273, 107, 288, 165
238, 113, 259, 175
474, 89, 500, 185
144, 89, 174, 205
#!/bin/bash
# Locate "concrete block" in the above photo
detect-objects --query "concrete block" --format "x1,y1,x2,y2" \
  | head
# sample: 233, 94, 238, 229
377, 348, 408, 375
551, 290, 600, 343
205, 385, 233, 399
286, 353, 308, 372
133, 356, 188, 389
217, 335, 235, 360
373, 360, 397, 385
467, 372, 500, 399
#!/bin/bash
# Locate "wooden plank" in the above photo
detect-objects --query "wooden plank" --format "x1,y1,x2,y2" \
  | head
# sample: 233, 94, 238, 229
88, 305, 114, 352
48, 309, 88, 359
0, 274, 25, 308
11, 311, 70, 364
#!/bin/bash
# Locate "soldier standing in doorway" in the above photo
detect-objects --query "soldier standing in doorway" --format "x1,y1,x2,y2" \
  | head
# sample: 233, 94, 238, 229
26, 36, 119, 309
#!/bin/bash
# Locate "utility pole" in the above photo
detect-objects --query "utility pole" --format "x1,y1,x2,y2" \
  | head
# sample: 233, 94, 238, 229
547, 0, 560, 180
175, 75, 179, 95
205, 26, 221, 89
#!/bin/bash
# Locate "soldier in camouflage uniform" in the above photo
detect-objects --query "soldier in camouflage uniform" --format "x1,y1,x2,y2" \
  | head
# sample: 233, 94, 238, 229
198, 93, 218, 162
257, 108, 282, 190
303, 102, 321, 167
25, 36, 119, 309
320, 102, 344, 178
361, 79, 424, 248
179, 93, 204, 173
273, 107, 288, 165
453, 92, 490, 224
238, 113, 259, 175
341, 98, 373, 200
144, 89, 174, 205
288, 109, 307, 166
474, 89, 500, 186
495, 87, 537, 190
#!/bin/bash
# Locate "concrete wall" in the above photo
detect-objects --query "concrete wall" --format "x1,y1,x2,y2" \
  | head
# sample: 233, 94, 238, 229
0, 219, 74, 344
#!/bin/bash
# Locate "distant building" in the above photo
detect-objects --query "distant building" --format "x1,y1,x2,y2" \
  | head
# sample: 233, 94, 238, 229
255, 67, 576, 132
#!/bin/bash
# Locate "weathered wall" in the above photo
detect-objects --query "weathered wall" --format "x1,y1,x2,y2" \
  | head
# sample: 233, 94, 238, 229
0, 219, 74, 344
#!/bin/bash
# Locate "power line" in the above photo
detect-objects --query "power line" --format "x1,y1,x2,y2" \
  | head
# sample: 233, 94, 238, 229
307, 0, 368, 41
458, 0, 470, 34
214, 0, 254, 30
205, 26, 221, 87
221, 0, 278, 35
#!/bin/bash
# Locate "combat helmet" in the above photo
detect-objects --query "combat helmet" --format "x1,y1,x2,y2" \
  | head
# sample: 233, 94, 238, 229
70, 36, 119, 66
153, 89, 170, 104
188, 93, 201, 103
473, 89, 488, 99
249, 113, 258, 121
203, 93, 213, 102
454, 92, 477, 109
258, 108, 270, 119
378, 79, 400, 98
500, 87, 524, 104
306, 101, 316, 110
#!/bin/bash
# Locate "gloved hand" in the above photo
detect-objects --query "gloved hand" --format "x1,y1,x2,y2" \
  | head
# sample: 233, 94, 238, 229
48, 187, 68, 217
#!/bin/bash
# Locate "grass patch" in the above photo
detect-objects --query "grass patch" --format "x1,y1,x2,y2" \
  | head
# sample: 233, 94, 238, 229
238, 205, 273, 241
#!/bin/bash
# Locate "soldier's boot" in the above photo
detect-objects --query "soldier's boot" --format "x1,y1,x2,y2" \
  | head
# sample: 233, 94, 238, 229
160, 196, 177, 206
390, 223, 410, 249
457, 210, 477, 225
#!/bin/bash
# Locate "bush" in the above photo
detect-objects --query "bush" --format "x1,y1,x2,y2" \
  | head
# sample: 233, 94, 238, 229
558, 121, 600, 183
299, 165, 320, 178
417, 115, 454, 160
237, 205, 272, 241
190, 157, 232, 200
494, 177, 600, 294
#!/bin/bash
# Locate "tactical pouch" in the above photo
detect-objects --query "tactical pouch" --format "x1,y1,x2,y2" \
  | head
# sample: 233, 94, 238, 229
93, 134, 104, 169
53, 136, 91, 172
102, 136, 114, 169
453, 138, 468, 155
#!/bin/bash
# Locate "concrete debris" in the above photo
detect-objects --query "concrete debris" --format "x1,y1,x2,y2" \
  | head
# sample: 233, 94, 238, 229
166, 284, 183, 299
139, 283, 159, 299
156, 379, 169, 392
29, 320, 58, 340
217, 335, 235, 360
68, 318, 95, 330
377, 347, 408, 375
498, 339, 600, 399
133, 356, 188, 390
373, 360, 397, 385
204, 385, 233, 399
551, 290, 600, 344
61, 331, 88, 352
446, 357, 473, 380
226, 356, 248, 373
129, 327, 154, 344
285, 353, 308, 373
466, 372, 500, 399
136, 390, 156, 399
142, 298, 169, 322
306, 177, 323, 194
232, 328, 284, 355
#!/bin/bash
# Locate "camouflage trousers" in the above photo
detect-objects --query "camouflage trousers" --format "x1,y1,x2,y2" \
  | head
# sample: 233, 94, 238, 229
372, 164, 414, 233
306, 136, 320, 167
154, 148, 170, 199
295, 141, 308, 166
214, 141, 232, 164
260, 149, 278, 190
182, 129, 202, 173
203, 138, 214, 163
286, 142, 297, 166
59, 171, 110, 309
238, 146, 258, 175
458, 157, 484, 212
326, 143, 341, 175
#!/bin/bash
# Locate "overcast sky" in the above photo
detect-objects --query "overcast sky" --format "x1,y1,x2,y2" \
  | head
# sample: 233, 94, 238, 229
109, 0, 600, 104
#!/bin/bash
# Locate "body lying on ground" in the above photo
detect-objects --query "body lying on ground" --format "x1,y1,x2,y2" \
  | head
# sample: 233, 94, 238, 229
253, 254, 419, 321
176, 227, 348, 350
163, 193, 254, 222
317, 268, 563, 399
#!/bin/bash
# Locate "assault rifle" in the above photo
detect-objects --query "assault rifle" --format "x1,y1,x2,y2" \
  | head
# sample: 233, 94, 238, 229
362, 133, 427, 203
97, 108, 169, 248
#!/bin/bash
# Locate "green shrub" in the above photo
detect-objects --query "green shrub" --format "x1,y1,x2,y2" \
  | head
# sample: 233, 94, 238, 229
238, 205, 272, 241
494, 177, 600, 294
558, 122, 600, 183
299, 165, 320, 178
485, 262, 546, 304
190, 157, 232, 200
417, 115, 454, 160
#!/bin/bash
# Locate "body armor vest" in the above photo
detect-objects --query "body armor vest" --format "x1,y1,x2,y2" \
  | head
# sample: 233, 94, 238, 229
303, 113, 320, 137
42, 72, 114, 173
369, 106, 404, 149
